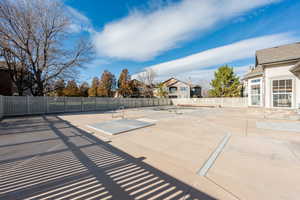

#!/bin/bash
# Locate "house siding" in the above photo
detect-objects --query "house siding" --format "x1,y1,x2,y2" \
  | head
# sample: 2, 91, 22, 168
167, 81, 190, 98
0, 69, 13, 96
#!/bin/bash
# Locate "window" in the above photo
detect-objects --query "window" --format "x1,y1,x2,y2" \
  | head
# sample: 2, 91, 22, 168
272, 79, 292, 107
180, 87, 187, 91
169, 87, 177, 93
251, 84, 260, 106
251, 79, 261, 83
249, 78, 261, 106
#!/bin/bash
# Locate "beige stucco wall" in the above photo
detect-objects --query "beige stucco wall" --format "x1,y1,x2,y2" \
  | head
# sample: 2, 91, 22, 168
264, 63, 300, 109
168, 81, 190, 98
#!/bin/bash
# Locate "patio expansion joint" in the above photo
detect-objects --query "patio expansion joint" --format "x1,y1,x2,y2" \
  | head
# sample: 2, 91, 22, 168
286, 143, 300, 162
195, 132, 241, 200
204, 176, 241, 200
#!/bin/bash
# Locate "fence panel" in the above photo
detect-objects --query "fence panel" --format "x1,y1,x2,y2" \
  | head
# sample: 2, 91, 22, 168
48, 97, 65, 113
4, 96, 27, 116
107, 98, 116, 110
122, 98, 130, 108
83, 97, 96, 111
127, 99, 134, 108
96, 98, 107, 111
28, 96, 46, 114
65, 97, 81, 112
1, 96, 172, 117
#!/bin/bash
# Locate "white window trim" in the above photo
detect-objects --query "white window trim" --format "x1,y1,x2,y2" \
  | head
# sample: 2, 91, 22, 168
270, 77, 295, 109
248, 78, 263, 107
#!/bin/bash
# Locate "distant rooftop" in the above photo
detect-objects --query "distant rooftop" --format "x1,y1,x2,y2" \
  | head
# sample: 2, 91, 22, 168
242, 65, 263, 80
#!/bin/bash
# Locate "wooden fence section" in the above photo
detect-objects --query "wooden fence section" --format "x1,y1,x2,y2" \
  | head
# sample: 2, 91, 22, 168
2, 96, 172, 117
172, 97, 248, 107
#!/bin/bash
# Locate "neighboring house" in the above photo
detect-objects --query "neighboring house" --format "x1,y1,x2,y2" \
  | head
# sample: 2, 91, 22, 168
129, 79, 148, 98
242, 42, 300, 109
190, 84, 202, 98
0, 61, 32, 96
0, 64, 13, 96
159, 78, 202, 98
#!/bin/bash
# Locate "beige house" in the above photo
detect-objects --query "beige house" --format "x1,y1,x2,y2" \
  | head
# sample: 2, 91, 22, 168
158, 78, 202, 98
243, 42, 300, 109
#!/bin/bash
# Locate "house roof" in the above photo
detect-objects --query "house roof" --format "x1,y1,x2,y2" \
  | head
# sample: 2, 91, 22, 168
242, 65, 263, 80
162, 77, 190, 87
290, 61, 300, 73
256, 42, 300, 65
190, 84, 201, 88
161, 77, 178, 86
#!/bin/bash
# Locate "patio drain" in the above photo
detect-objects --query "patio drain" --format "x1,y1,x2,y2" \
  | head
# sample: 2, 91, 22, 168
197, 133, 231, 176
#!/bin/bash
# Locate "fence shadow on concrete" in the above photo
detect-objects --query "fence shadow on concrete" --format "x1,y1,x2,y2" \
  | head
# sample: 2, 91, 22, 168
0, 115, 216, 200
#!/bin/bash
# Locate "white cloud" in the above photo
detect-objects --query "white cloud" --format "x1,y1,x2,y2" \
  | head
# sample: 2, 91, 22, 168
132, 33, 298, 80
67, 6, 90, 24
153, 64, 251, 89
178, 65, 250, 81
84, 58, 110, 68
66, 6, 95, 33
93, 0, 280, 61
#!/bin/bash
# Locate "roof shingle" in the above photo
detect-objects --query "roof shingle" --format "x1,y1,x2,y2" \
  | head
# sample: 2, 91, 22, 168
256, 42, 300, 65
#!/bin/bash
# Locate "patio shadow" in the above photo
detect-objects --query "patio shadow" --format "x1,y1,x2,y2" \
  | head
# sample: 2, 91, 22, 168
0, 115, 216, 200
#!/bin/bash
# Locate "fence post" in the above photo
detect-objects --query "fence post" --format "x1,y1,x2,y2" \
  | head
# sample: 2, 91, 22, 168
64, 96, 66, 112
0, 95, 3, 119
44, 96, 48, 114
81, 97, 84, 112
26, 96, 30, 114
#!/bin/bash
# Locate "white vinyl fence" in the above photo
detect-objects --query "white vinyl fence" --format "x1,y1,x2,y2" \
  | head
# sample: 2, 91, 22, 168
2, 96, 172, 117
172, 97, 248, 108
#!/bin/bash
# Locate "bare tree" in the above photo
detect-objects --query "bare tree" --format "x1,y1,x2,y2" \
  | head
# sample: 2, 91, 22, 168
137, 68, 156, 85
0, 0, 92, 96
137, 68, 156, 97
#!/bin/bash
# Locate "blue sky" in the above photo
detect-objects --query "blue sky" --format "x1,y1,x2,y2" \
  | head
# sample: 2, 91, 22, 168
65, 0, 300, 88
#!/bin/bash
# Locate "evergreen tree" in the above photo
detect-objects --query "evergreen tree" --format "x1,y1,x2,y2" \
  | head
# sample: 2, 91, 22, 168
208, 65, 241, 97
156, 83, 168, 98
118, 69, 132, 97
97, 70, 116, 97
88, 77, 99, 97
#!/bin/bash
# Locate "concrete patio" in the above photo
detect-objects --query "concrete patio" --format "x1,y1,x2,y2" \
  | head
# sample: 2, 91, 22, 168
0, 107, 300, 199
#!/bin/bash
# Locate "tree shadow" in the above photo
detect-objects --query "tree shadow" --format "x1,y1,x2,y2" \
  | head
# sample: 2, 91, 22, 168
0, 115, 216, 200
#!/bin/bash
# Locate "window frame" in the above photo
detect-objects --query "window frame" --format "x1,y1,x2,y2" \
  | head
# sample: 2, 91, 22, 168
271, 78, 294, 108
248, 78, 262, 107
180, 86, 187, 91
